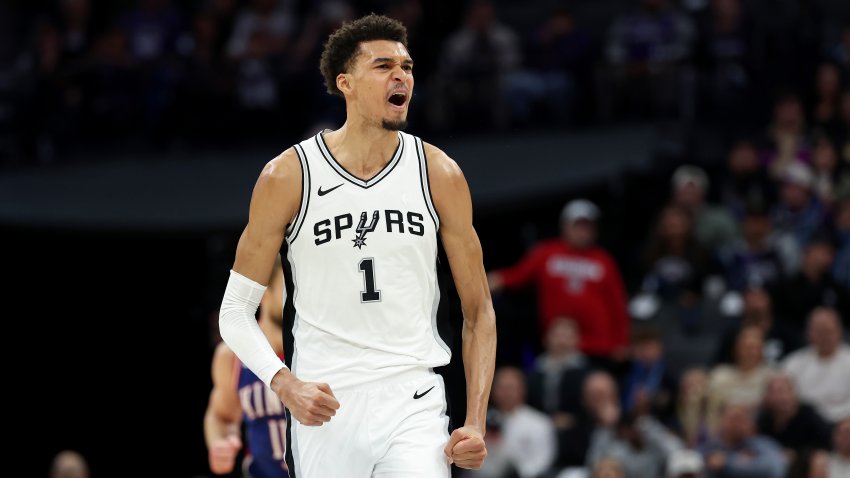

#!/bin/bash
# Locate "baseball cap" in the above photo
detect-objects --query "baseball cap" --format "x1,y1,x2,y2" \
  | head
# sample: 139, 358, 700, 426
667, 450, 704, 477
560, 199, 599, 224
672, 165, 709, 190
780, 162, 813, 189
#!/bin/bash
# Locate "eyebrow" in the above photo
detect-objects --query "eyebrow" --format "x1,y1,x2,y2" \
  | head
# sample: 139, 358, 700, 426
372, 57, 414, 66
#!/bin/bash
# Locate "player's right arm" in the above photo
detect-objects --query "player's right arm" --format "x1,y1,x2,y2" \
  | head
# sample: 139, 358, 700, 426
221, 148, 340, 427
204, 343, 243, 475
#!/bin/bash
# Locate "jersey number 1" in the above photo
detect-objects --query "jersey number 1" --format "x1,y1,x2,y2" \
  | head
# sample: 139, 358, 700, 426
359, 258, 381, 302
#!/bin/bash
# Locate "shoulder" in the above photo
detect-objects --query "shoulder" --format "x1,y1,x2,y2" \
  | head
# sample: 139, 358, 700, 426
781, 349, 810, 369
257, 147, 302, 189
422, 141, 465, 186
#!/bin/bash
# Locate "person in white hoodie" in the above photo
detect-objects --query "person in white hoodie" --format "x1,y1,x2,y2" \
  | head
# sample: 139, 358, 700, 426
782, 307, 850, 424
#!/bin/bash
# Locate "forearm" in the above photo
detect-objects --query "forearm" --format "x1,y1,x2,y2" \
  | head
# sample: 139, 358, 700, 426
462, 302, 497, 432
219, 270, 286, 387
204, 409, 239, 447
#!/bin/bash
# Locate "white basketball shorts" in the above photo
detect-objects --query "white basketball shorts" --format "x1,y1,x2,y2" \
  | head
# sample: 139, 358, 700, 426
284, 368, 451, 478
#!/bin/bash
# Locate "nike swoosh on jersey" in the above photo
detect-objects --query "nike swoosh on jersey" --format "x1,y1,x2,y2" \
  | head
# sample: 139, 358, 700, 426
413, 386, 435, 399
318, 183, 344, 196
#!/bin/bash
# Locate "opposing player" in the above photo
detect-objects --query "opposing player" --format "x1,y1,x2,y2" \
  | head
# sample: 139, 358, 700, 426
205, 259, 288, 477
218, 14, 496, 477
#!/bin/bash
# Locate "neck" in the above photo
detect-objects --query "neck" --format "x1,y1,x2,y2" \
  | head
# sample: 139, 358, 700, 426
324, 120, 400, 178
816, 346, 837, 359
259, 314, 284, 355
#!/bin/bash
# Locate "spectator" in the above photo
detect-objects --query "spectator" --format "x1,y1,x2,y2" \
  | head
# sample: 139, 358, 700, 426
718, 139, 776, 222
527, 318, 588, 419
591, 458, 626, 478
717, 203, 786, 292
672, 367, 710, 447
811, 134, 840, 206
808, 418, 850, 478
693, 0, 754, 127
770, 235, 850, 335
587, 407, 684, 478
640, 205, 711, 304
58, 0, 95, 62
811, 62, 844, 139
225, 0, 295, 60
557, 371, 622, 469
762, 93, 810, 180
490, 199, 630, 365
834, 197, 850, 290
714, 287, 798, 366
699, 404, 786, 478
604, 0, 695, 119
436, 0, 520, 130
666, 449, 705, 478
120, 0, 184, 62
782, 307, 850, 424
670, 165, 739, 251
756, 374, 833, 472
504, 7, 593, 126
621, 326, 676, 420
478, 367, 556, 478
770, 162, 829, 255
49, 450, 90, 478
706, 326, 774, 430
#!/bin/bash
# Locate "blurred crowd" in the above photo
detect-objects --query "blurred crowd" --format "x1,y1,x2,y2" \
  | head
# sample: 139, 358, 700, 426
3, 0, 850, 166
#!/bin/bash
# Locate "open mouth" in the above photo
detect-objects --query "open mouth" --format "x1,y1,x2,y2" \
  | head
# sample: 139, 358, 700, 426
388, 92, 407, 107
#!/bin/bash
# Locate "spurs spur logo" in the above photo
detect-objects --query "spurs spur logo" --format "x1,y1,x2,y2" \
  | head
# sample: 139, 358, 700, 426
352, 211, 379, 248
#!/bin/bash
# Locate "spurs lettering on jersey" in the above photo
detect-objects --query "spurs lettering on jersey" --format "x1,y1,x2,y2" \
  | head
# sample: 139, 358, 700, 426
281, 131, 450, 391
313, 209, 426, 246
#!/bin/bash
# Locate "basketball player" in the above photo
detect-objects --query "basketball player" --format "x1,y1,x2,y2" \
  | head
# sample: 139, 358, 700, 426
205, 259, 288, 477
218, 14, 496, 478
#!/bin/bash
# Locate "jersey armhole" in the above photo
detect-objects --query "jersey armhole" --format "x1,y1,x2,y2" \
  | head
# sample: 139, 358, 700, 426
285, 144, 311, 243
414, 136, 440, 230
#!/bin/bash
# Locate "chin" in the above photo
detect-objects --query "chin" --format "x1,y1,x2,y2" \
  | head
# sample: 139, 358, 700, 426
381, 118, 408, 131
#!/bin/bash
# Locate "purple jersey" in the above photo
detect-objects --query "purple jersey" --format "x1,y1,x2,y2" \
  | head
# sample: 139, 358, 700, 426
237, 357, 288, 478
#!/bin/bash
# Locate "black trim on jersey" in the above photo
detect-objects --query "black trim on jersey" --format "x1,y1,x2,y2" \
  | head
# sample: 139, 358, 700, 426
414, 137, 440, 228
280, 241, 298, 477
315, 131, 404, 188
286, 144, 311, 243
284, 409, 296, 478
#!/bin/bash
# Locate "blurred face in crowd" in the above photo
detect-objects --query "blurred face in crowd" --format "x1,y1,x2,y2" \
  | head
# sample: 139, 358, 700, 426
674, 182, 705, 209
546, 318, 579, 356
719, 404, 755, 445
563, 219, 597, 249
816, 63, 842, 99
734, 326, 764, 370
763, 375, 798, 415
592, 458, 625, 478
807, 308, 842, 357
742, 213, 771, 248
492, 367, 526, 412
780, 181, 810, 210
342, 40, 413, 131
728, 141, 760, 176
774, 96, 804, 132
743, 288, 772, 325
812, 137, 838, 173
679, 368, 708, 403
802, 242, 835, 278
836, 419, 850, 457
659, 207, 692, 241
583, 372, 617, 408
466, 1, 495, 31
633, 337, 663, 365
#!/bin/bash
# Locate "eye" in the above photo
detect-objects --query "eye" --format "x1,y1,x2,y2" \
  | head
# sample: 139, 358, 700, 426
377, 64, 390, 69
402, 65, 413, 72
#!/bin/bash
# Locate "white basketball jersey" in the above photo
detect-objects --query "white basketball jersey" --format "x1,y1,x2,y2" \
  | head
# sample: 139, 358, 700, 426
280, 131, 451, 390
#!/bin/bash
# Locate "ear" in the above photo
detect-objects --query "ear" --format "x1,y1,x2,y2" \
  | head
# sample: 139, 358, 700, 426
337, 73, 352, 96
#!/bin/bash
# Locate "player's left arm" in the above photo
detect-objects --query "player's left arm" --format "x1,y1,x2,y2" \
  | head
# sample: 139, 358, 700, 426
426, 142, 496, 470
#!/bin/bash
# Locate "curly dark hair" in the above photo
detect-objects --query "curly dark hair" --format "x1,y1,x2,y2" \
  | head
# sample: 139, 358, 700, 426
319, 14, 408, 97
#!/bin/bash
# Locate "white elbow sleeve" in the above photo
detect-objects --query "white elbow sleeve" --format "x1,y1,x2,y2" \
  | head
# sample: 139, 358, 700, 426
219, 270, 286, 388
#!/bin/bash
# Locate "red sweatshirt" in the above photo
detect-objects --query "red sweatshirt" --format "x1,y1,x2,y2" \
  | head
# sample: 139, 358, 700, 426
496, 239, 630, 356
